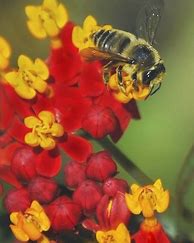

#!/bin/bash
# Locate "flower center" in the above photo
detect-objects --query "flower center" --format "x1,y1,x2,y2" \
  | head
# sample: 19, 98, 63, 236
102, 234, 116, 243
24, 213, 41, 230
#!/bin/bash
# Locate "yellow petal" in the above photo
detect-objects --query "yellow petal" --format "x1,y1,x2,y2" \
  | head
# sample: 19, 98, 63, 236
27, 20, 47, 39
18, 55, 33, 70
38, 211, 51, 231
131, 184, 140, 194
72, 26, 84, 48
40, 137, 56, 150
10, 225, 29, 242
37, 234, 50, 243
43, 18, 59, 37
154, 179, 163, 191
113, 91, 132, 104
25, 132, 40, 147
0, 54, 9, 70
25, 6, 40, 20
56, 4, 68, 28
155, 190, 170, 213
96, 231, 105, 242
132, 87, 150, 100
5, 71, 19, 86
10, 212, 20, 225
32, 77, 48, 93
83, 15, 97, 33
24, 116, 40, 128
125, 193, 142, 214
22, 221, 42, 241
116, 223, 131, 243
0, 36, 11, 58
43, 0, 58, 9
34, 58, 49, 80
38, 111, 55, 125
50, 123, 64, 137
108, 74, 119, 91
30, 201, 43, 212
15, 83, 36, 99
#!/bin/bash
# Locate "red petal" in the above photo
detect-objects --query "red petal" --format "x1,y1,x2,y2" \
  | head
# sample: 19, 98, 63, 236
0, 83, 14, 131
82, 218, 100, 232
109, 192, 131, 229
82, 105, 117, 139
48, 22, 82, 85
35, 149, 62, 177
8, 116, 28, 143
79, 62, 105, 97
59, 134, 92, 163
96, 90, 133, 142
0, 143, 22, 188
133, 223, 170, 243
52, 87, 92, 132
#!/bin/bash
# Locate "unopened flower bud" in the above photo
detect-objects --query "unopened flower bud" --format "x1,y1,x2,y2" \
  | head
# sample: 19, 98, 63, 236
86, 151, 117, 182
46, 196, 82, 231
28, 176, 58, 204
97, 192, 130, 230
82, 105, 117, 139
64, 160, 86, 189
73, 180, 103, 215
4, 188, 31, 213
103, 178, 129, 197
11, 146, 37, 181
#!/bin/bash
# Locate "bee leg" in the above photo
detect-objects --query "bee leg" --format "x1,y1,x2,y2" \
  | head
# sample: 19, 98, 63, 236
116, 65, 126, 94
103, 61, 114, 84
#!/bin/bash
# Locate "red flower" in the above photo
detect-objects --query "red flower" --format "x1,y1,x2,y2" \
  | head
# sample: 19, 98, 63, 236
46, 196, 82, 231
28, 176, 59, 204
4, 188, 31, 213
133, 223, 170, 243
73, 180, 103, 215
64, 160, 87, 189
86, 151, 117, 182
103, 178, 129, 197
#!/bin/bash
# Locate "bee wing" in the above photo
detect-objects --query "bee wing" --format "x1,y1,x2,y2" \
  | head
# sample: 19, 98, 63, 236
136, 0, 164, 45
80, 47, 130, 63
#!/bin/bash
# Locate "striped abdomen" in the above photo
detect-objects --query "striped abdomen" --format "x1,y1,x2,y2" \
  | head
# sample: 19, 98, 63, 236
91, 29, 136, 56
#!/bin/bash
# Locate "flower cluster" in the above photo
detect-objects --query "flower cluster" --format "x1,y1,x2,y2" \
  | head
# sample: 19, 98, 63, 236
0, 0, 171, 242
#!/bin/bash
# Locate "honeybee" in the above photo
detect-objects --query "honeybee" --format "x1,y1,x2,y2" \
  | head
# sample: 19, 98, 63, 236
80, 0, 165, 98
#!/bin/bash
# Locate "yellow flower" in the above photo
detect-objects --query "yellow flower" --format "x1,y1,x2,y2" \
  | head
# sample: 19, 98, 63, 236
0, 36, 11, 70
24, 111, 64, 150
10, 200, 50, 242
96, 223, 131, 243
5, 55, 49, 99
108, 73, 150, 103
72, 15, 112, 50
125, 179, 170, 218
25, 0, 68, 39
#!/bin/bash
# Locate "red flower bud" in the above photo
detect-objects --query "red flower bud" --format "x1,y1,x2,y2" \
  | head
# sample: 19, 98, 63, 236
11, 146, 37, 181
46, 196, 82, 231
82, 105, 117, 139
4, 188, 31, 213
133, 223, 170, 243
28, 176, 59, 204
86, 151, 117, 182
64, 160, 86, 189
103, 178, 129, 197
97, 192, 130, 230
73, 180, 103, 215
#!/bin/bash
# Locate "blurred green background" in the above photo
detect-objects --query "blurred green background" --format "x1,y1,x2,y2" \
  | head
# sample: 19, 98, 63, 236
1, 0, 194, 242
